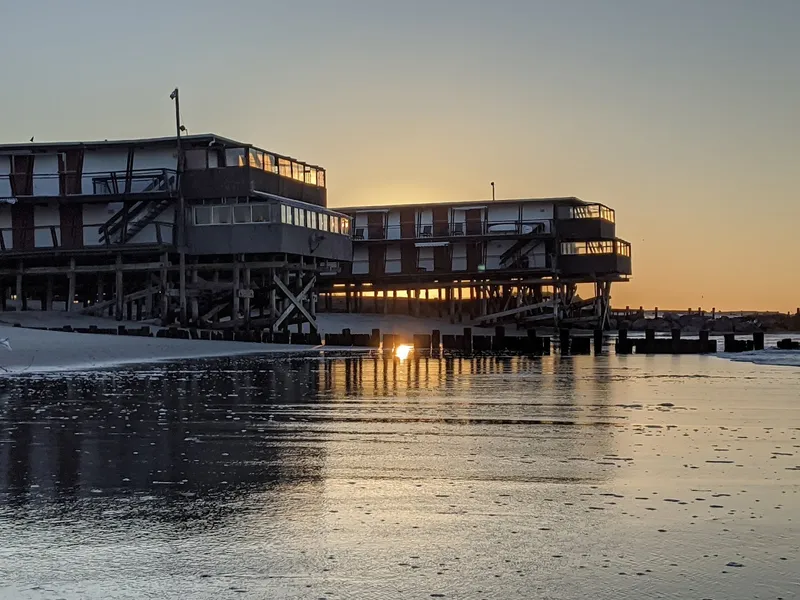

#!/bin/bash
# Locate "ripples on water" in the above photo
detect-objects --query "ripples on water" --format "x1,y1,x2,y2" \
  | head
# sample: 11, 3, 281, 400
0, 354, 798, 599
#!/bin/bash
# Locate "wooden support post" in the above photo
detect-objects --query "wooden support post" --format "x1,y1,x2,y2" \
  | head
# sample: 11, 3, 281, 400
448, 287, 455, 324
457, 286, 463, 323
414, 289, 421, 318
373, 288, 379, 314
232, 259, 241, 322
190, 266, 199, 324
212, 270, 220, 324
594, 329, 603, 355
16, 261, 24, 311
115, 254, 124, 321
179, 250, 187, 326
243, 266, 252, 326
383, 289, 389, 315
96, 275, 104, 304
160, 252, 169, 325
66, 258, 76, 313
295, 267, 303, 334
45, 276, 54, 312
345, 285, 351, 313
559, 328, 571, 354
310, 285, 318, 335
269, 268, 277, 326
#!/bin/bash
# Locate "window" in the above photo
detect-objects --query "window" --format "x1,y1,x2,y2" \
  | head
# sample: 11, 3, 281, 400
233, 205, 251, 223
194, 206, 212, 225
279, 158, 292, 178
317, 170, 326, 188
225, 148, 246, 167
213, 205, 232, 224
330, 216, 338, 234
264, 153, 277, 174
306, 210, 315, 229
248, 149, 264, 170
252, 204, 270, 223
185, 149, 207, 170
304, 168, 317, 186
292, 162, 304, 181
319, 214, 327, 231
340, 217, 350, 235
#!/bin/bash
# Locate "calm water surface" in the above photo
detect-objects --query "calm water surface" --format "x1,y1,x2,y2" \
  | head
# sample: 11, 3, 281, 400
1, 353, 798, 599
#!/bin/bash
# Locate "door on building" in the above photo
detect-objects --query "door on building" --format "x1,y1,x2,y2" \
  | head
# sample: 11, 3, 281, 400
433, 244, 451, 272
399, 207, 415, 239
465, 209, 483, 235
367, 212, 385, 240
58, 150, 84, 195
11, 203, 35, 250
432, 206, 449, 236
59, 203, 84, 249
368, 245, 386, 276
401, 243, 417, 273
466, 242, 483, 272
10, 155, 34, 196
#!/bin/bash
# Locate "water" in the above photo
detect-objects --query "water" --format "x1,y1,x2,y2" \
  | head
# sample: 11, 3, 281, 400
1, 353, 798, 599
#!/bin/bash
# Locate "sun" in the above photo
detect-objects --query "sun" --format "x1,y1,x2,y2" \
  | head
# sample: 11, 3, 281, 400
395, 344, 413, 360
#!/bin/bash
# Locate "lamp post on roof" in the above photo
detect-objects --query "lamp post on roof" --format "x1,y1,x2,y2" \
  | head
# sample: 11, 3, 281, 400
491, 181, 495, 201
169, 87, 187, 326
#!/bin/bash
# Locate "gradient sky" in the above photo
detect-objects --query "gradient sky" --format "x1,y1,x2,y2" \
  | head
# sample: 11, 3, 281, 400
1, 0, 798, 311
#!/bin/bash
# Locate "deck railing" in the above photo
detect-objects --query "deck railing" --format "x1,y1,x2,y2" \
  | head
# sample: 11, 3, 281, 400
352, 220, 552, 241
0, 220, 173, 252
1, 168, 177, 199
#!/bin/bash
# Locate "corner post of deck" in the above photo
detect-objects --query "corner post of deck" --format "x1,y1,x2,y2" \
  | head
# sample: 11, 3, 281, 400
66, 258, 76, 313
114, 253, 124, 321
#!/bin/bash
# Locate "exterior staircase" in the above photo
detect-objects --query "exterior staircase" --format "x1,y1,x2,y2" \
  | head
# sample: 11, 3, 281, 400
99, 198, 173, 244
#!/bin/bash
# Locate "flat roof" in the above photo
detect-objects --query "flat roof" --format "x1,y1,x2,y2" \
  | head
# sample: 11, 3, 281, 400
0, 133, 324, 170
334, 197, 588, 212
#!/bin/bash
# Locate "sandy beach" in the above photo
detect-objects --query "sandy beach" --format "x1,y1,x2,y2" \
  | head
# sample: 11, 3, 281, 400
0, 309, 501, 374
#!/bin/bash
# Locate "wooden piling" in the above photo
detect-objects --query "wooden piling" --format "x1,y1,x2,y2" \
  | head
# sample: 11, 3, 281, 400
559, 328, 571, 354
593, 329, 603, 355
753, 331, 765, 351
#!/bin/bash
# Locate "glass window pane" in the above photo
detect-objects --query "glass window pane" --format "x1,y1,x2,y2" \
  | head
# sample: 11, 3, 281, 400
252, 204, 270, 223
319, 214, 327, 231
305, 168, 317, 186
331, 216, 338, 233
225, 148, 246, 167
248, 149, 264, 170
185, 150, 206, 170
233, 205, 251, 223
306, 210, 315, 229
292, 162, 303, 181
213, 205, 232, 224
317, 170, 326, 188
279, 158, 292, 178
265, 153, 277, 173
194, 206, 212, 225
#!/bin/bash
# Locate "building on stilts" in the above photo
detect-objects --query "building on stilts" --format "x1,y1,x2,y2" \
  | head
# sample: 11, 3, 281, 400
0, 134, 352, 335
320, 198, 631, 329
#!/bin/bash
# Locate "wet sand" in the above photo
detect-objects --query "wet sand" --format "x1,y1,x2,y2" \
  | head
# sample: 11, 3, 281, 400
0, 352, 798, 599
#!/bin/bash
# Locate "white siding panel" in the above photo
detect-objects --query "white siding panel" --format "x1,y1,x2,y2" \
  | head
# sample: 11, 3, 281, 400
386, 210, 401, 240
352, 246, 369, 275
385, 245, 401, 273
82, 149, 129, 195
418, 247, 434, 272
486, 203, 518, 225
132, 148, 177, 192
485, 240, 512, 270
0, 156, 11, 197
34, 203, 60, 248
452, 242, 467, 271
83, 204, 110, 246
522, 202, 553, 221
32, 154, 60, 196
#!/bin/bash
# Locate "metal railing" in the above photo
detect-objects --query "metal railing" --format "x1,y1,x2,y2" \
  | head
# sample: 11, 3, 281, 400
561, 204, 615, 223
1, 168, 177, 198
352, 220, 552, 241
560, 238, 631, 256
0, 220, 173, 252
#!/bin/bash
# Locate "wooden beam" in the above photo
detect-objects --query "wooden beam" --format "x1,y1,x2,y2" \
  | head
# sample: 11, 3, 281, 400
81, 286, 159, 315
272, 275, 316, 332
66, 258, 76, 313
473, 298, 554, 325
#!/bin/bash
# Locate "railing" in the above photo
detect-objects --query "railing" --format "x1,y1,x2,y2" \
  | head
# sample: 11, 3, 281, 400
562, 204, 615, 223
0, 221, 173, 252
0, 169, 177, 199
352, 220, 552, 241
560, 238, 631, 256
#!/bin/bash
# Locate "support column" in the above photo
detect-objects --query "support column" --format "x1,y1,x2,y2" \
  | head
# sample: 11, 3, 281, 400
160, 252, 169, 325
66, 258, 76, 313
190, 265, 199, 324
16, 261, 24, 312
232, 259, 241, 322
45, 276, 54, 312
179, 250, 187, 326
243, 266, 252, 327
269, 268, 277, 327
115, 254, 124, 321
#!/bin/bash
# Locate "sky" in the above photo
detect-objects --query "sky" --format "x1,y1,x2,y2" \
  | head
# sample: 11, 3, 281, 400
1, 0, 798, 311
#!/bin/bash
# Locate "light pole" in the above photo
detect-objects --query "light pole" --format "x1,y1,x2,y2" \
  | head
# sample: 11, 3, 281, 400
490, 181, 495, 201
169, 87, 187, 326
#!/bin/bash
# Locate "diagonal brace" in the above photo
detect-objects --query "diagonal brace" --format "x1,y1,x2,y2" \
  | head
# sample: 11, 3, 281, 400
272, 275, 316, 332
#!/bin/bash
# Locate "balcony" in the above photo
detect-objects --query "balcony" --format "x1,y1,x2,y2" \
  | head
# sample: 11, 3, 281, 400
352, 219, 552, 241
558, 239, 631, 276
556, 203, 616, 240
1, 169, 177, 202
0, 220, 173, 254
